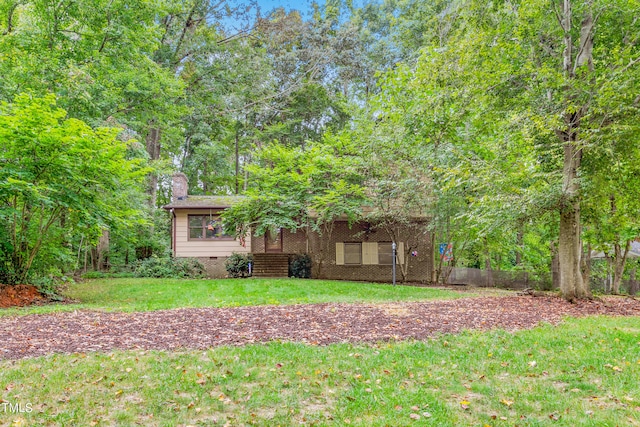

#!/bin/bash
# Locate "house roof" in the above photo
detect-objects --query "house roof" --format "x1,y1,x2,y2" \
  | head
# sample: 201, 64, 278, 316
162, 195, 245, 210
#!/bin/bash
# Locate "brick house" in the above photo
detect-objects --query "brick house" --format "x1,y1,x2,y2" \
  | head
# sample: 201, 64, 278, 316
163, 174, 435, 282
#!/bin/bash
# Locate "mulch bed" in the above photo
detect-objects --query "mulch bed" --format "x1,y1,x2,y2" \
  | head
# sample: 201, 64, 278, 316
1, 296, 639, 360
0, 284, 47, 308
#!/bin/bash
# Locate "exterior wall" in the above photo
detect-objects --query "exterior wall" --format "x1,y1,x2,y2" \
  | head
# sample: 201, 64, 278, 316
173, 209, 251, 258
309, 221, 434, 283
250, 229, 308, 254
249, 221, 434, 283
195, 257, 229, 278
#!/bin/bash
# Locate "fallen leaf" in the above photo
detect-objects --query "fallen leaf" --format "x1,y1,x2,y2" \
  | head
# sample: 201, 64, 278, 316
501, 399, 514, 407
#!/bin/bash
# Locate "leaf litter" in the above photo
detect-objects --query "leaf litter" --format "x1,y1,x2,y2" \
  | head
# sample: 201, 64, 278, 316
0, 296, 639, 359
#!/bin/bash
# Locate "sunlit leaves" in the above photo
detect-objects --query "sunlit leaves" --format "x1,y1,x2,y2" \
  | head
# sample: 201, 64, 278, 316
0, 94, 148, 283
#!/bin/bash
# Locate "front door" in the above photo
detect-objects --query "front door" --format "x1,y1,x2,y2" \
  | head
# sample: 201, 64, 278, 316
265, 228, 283, 252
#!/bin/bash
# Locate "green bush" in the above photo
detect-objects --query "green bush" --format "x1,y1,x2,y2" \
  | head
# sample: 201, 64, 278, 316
289, 253, 312, 278
31, 275, 72, 301
81, 271, 136, 279
132, 256, 206, 279
225, 253, 253, 278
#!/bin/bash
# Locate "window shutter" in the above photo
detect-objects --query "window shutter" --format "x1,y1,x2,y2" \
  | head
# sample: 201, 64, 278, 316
363, 242, 378, 265
397, 242, 405, 266
336, 242, 345, 265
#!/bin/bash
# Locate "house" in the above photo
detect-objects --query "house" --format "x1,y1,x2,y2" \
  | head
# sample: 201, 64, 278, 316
164, 174, 435, 281
162, 173, 251, 277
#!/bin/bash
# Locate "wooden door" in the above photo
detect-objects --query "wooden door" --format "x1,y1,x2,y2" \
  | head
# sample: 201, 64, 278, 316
265, 228, 283, 252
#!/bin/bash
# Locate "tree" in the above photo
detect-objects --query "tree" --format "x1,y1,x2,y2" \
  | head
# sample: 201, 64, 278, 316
0, 94, 148, 284
222, 136, 366, 277
423, 0, 640, 300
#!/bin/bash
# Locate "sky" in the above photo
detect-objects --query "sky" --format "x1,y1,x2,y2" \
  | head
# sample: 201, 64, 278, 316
220, 0, 320, 32
255, 0, 318, 15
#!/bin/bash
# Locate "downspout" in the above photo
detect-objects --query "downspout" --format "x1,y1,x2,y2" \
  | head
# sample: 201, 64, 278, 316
170, 208, 176, 257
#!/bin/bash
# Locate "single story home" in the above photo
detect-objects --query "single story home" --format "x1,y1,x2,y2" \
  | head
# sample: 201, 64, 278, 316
163, 174, 435, 282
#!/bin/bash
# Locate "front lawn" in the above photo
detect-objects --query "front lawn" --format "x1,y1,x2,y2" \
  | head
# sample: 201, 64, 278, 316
0, 278, 484, 317
1, 316, 638, 426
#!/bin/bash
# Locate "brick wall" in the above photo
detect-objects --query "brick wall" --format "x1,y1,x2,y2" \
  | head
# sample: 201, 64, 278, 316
309, 221, 434, 283
196, 257, 228, 278
248, 221, 435, 284
250, 229, 308, 254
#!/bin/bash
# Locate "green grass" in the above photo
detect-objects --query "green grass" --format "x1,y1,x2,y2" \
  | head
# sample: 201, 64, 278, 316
0, 278, 482, 317
0, 316, 638, 426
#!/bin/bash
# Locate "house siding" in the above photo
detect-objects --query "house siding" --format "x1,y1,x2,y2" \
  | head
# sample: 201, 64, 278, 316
170, 205, 434, 282
173, 209, 250, 278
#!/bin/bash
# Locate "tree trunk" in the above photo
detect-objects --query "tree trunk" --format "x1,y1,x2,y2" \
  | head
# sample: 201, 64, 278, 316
146, 125, 161, 208
558, 141, 590, 299
612, 240, 630, 295
551, 241, 560, 290
515, 227, 523, 266
581, 242, 591, 287
427, 232, 436, 284
557, 0, 593, 301
484, 239, 494, 287
629, 268, 638, 296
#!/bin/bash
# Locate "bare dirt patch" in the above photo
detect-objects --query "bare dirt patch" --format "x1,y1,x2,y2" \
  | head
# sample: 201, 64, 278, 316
0, 296, 639, 359
0, 284, 47, 308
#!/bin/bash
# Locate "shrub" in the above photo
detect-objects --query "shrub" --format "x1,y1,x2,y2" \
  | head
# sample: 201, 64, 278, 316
82, 271, 108, 279
31, 275, 72, 301
225, 253, 253, 278
132, 256, 206, 279
81, 271, 136, 279
289, 253, 312, 278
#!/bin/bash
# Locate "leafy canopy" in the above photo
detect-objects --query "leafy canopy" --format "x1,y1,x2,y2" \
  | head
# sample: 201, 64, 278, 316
0, 93, 149, 284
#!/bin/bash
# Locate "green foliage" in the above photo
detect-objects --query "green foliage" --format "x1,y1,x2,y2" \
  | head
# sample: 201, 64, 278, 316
222, 137, 366, 240
288, 253, 312, 279
0, 93, 149, 284
224, 253, 253, 278
30, 275, 73, 301
81, 271, 136, 279
132, 257, 206, 279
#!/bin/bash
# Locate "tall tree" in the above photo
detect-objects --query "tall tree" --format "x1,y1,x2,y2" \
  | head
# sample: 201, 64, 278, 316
0, 94, 148, 284
435, 0, 640, 300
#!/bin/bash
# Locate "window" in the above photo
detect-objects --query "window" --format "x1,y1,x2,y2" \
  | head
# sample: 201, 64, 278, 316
344, 243, 362, 265
378, 242, 394, 265
188, 215, 232, 240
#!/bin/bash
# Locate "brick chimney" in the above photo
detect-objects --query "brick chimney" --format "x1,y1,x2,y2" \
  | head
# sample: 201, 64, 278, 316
171, 173, 188, 202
